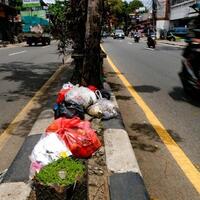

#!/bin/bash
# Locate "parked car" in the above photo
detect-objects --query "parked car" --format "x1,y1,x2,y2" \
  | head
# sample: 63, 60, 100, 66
101, 31, 109, 38
113, 29, 125, 39
172, 27, 188, 37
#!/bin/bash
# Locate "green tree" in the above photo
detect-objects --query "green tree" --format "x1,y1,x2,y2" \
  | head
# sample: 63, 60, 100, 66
48, 1, 74, 60
9, 0, 23, 11
105, 0, 129, 29
128, 0, 144, 14
107, 0, 124, 15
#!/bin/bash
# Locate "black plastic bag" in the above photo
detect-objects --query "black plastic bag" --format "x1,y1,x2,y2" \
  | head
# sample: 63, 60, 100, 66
53, 100, 84, 120
99, 89, 111, 100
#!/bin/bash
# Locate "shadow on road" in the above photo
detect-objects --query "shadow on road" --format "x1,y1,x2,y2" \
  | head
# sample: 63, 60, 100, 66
107, 81, 124, 92
115, 95, 132, 100
133, 85, 160, 93
0, 61, 60, 98
0, 61, 74, 137
130, 123, 182, 143
129, 122, 183, 153
169, 87, 200, 107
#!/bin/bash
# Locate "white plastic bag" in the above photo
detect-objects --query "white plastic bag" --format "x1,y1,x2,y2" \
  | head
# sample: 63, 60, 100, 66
65, 86, 97, 108
62, 82, 75, 90
30, 133, 72, 166
87, 91, 118, 119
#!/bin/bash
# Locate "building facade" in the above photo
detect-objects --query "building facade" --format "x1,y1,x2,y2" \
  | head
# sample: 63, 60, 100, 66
170, 0, 199, 28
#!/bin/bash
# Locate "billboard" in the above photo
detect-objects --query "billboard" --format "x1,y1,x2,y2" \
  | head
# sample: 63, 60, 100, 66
23, 0, 41, 8
156, 0, 170, 20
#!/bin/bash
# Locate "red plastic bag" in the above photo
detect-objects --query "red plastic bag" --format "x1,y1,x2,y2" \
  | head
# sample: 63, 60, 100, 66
88, 85, 97, 92
56, 88, 71, 103
46, 117, 101, 158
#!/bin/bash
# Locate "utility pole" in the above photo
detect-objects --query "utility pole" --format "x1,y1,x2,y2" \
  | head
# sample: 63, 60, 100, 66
152, 0, 157, 31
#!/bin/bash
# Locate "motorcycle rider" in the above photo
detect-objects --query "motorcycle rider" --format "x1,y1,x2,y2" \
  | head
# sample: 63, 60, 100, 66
179, 6, 200, 96
147, 27, 156, 48
186, 14, 200, 43
134, 28, 140, 42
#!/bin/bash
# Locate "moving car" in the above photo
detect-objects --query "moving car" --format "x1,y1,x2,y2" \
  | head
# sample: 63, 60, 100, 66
113, 29, 125, 39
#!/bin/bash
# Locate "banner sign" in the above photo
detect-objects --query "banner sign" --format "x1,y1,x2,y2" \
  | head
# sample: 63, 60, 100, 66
21, 10, 46, 19
156, 0, 169, 20
43, 0, 56, 4
23, 0, 41, 8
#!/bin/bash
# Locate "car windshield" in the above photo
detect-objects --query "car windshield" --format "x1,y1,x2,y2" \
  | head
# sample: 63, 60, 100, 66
115, 30, 124, 33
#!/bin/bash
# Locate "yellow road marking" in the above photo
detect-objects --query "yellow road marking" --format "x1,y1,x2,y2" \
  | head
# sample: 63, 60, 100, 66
101, 46, 200, 194
0, 62, 68, 151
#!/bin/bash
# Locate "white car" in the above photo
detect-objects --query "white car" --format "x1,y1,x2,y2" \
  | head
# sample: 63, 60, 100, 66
113, 29, 125, 39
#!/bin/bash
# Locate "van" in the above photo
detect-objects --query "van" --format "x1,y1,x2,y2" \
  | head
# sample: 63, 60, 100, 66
173, 27, 188, 37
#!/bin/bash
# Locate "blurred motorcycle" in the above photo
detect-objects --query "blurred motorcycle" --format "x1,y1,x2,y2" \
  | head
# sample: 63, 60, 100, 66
134, 32, 140, 43
179, 3, 200, 97
147, 33, 156, 48
179, 42, 200, 97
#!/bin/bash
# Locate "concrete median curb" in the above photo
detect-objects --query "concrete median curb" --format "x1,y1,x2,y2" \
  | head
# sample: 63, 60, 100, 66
102, 83, 150, 200
0, 109, 53, 199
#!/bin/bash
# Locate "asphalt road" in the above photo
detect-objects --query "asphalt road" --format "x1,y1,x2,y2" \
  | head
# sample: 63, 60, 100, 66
0, 42, 63, 171
102, 37, 200, 200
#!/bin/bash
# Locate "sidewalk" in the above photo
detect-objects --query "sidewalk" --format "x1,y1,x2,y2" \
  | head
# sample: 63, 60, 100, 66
132, 36, 186, 47
0, 42, 26, 49
0, 57, 150, 200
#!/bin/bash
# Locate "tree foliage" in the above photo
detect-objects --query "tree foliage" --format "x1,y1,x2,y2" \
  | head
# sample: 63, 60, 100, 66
107, 0, 124, 16
9, 0, 23, 11
105, 0, 143, 29
48, 1, 73, 58
128, 0, 144, 14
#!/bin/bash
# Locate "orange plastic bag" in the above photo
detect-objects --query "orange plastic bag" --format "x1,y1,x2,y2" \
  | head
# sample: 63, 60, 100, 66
46, 117, 101, 158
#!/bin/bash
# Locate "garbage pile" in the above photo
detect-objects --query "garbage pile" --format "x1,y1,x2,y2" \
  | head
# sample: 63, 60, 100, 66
29, 83, 118, 179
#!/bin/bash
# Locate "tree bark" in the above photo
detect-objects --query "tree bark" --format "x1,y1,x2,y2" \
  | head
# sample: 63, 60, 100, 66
81, 0, 104, 88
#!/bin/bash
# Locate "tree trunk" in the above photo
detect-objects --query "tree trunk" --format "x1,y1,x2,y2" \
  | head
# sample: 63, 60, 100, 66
70, 0, 88, 84
81, 0, 104, 88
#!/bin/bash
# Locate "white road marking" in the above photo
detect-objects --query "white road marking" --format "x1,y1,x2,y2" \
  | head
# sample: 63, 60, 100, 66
128, 42, 132, 45
9, 50, 27, 56
145, 47, 155, 51
41, 45, 50, 49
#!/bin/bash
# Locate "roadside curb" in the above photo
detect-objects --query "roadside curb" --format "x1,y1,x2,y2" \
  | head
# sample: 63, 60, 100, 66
102, 83, 150, 200
0, 109, 54, 200
0, 42, 27, 49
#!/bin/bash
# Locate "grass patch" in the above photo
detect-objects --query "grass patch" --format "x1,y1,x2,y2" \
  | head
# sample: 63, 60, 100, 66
35, 158, 85, 186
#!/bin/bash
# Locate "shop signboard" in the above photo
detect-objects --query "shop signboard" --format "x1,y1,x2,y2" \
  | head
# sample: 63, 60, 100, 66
23, 0, 41, 8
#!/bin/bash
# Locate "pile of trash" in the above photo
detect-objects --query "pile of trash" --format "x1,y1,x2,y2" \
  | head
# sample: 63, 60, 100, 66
29, 83, 118, 179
